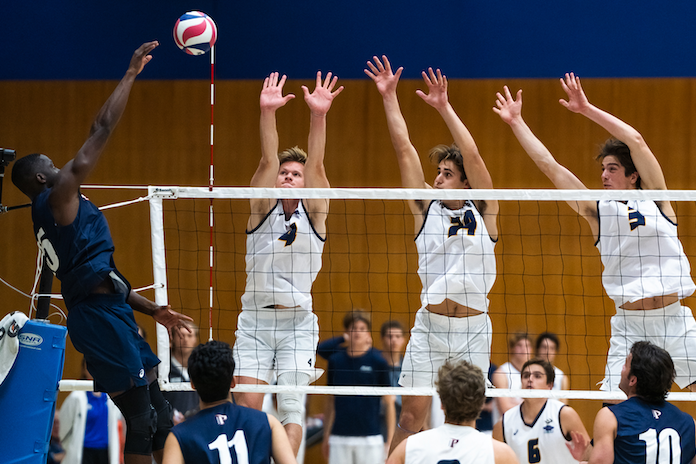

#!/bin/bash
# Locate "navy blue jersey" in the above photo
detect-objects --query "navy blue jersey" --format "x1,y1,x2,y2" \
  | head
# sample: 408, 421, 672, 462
171, 402, 272, 464
328, 347, 391, 437
610, 397, 696, 464
32, 189, 122, 308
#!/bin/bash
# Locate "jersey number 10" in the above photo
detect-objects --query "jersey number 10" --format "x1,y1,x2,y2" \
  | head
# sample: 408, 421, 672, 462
639, 428, 681, 464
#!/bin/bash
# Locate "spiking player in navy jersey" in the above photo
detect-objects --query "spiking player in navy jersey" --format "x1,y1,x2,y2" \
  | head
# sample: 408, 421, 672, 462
11, 42, 192, 464
163, 341, 296, 464
495, 74, 696, 393
583, 342, 696, 464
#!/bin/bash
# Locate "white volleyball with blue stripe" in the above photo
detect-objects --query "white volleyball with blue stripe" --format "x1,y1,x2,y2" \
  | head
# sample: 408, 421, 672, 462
173, 11, 218, 56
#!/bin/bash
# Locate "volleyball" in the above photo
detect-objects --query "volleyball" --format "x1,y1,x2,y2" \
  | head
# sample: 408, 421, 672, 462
173, 11, 217, 56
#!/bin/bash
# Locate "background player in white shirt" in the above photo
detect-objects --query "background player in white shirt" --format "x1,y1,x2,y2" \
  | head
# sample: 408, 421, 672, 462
494, 74, 696, 392
493, 332, 533, 420
388, 360, 518, 464
366, 55, 499, 454
233, 71, 343, 455
493, 359, 590, 464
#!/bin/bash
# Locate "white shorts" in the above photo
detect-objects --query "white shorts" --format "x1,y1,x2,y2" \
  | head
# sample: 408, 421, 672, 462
600, 302, 696, 390
328, 435, 384, 464
233, 309, 323, 384
399, 307, 491, 388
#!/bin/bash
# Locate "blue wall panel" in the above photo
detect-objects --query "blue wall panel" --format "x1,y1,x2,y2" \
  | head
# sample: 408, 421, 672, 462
3, 1, 696, 80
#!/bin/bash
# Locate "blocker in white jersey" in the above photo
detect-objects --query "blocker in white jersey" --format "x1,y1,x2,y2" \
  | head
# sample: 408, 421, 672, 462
241, 199, 325, 311
495, 73, 696, 393
233, 70, 343, 456
415, 199, 497, 312
596, 199, 695, 307
365, 57, 500, 453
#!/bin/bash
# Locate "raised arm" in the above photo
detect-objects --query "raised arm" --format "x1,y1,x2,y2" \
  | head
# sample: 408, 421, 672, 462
494, 85, 598, 237
417, 67, 498, 234
559, 72, 667, 193
301, 71, 343, 231
365, 56, 428, 225
250, 72, 295, 189
365, 56, 427, 190
49, 41, 158, 226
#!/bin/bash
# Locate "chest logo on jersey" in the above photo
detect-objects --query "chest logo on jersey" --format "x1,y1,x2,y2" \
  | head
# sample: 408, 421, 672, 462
652, 410, 662, 420
278, 223, 298, 246
543, 418, 554, 434
448, 210, 477, 238
360, 365, 373, 373
628, 207, 646, 230
215, 414, 228, 425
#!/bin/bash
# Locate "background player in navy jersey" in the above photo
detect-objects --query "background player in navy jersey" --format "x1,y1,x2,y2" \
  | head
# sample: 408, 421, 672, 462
493, 359, 590, 464
585, 341, 696, 464
162, 341, 297, 464
11, 42, 193, 464
366, 56, 499, 453
233, 71, 343, 456
319, 311, 395, 464
494, 74, 696, 393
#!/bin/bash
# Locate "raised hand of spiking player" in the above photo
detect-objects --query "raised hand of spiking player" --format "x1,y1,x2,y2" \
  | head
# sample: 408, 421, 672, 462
493, 85, 523, 125
260, 72, 296, 112
364, 55, 402, 97
559, 72, 590, 114
416, 67, 448, 110
302, 71, 344, 117
152, 306, 194, 333
129, 41, 159, 75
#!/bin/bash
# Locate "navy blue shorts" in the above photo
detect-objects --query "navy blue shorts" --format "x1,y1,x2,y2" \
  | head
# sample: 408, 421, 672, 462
67, 293, 160, 392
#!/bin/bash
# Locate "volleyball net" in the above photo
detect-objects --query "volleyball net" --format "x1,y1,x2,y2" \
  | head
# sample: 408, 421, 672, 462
51, 186, 696, 402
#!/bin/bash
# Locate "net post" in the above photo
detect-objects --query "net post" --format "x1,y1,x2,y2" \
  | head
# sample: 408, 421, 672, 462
148, 188, 170, 384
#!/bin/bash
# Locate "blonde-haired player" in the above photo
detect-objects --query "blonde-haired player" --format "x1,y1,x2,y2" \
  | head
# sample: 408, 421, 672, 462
233, 71, 343, 455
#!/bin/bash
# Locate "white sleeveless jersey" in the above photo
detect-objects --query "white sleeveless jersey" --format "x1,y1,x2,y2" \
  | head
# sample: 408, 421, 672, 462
552, 367, 565, 391
502, 399, 578, 464
241, 200, 325, 311
405, 424, 495, 464
597, 200, 695, 306
415, 200, 497, 312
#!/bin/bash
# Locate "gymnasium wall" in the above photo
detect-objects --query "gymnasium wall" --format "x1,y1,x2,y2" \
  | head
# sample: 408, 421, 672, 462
3, 77, 696, 428
4, 0, 696, 440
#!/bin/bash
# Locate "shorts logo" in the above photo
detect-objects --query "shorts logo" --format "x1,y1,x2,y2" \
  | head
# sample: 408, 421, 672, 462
139, 369, 145, 378
18, 333, 43, 347
215, 414, 228, 425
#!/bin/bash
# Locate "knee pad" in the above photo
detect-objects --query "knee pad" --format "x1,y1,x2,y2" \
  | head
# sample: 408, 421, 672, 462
149, 380, 173, 451
112, 386, 156, 455
277, 372, 309, 426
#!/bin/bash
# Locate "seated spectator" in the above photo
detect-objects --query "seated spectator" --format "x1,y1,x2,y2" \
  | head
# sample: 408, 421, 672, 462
164, 323, 200, 423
